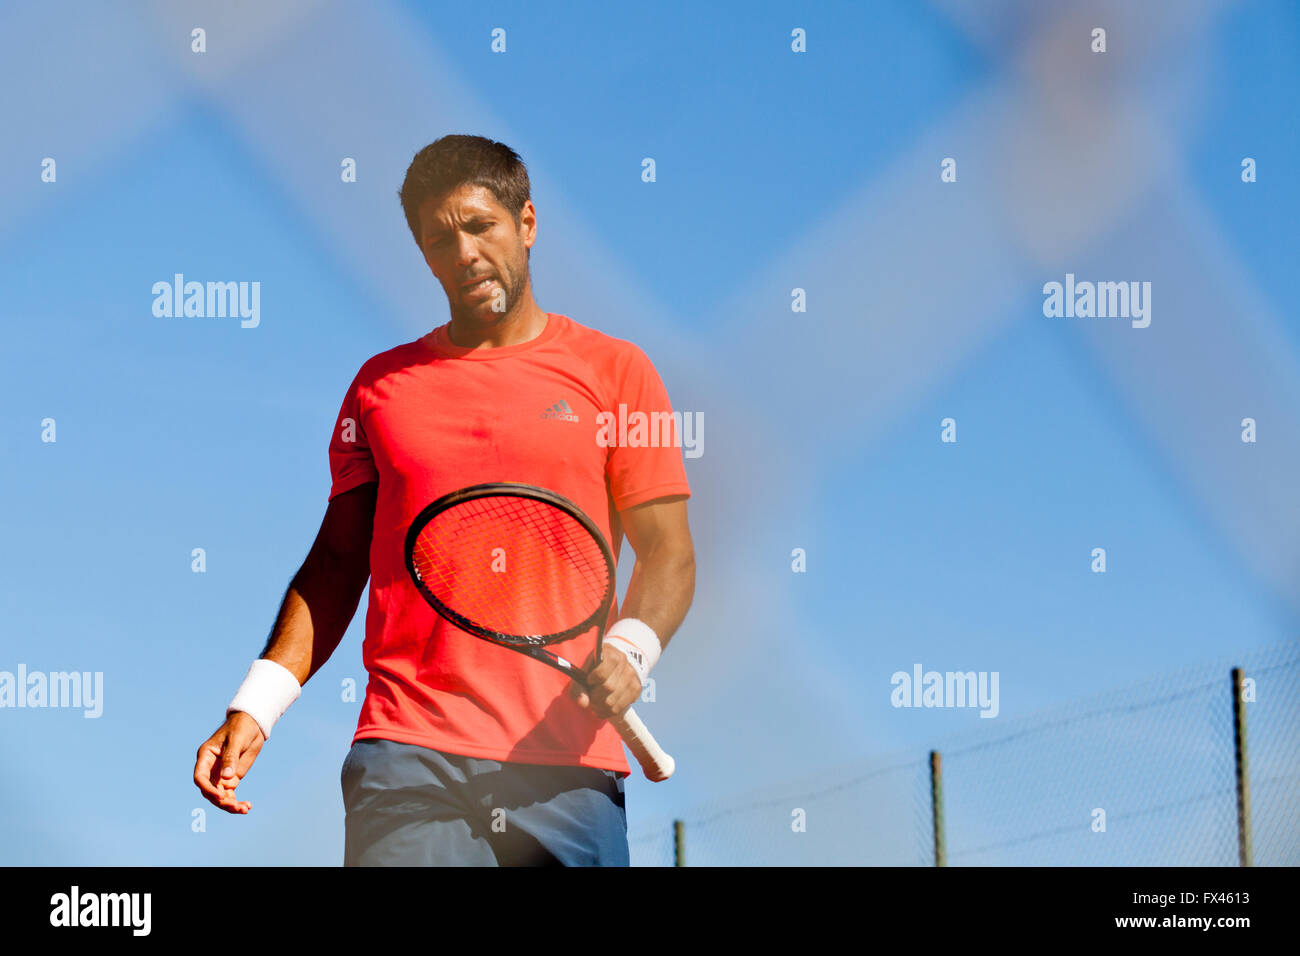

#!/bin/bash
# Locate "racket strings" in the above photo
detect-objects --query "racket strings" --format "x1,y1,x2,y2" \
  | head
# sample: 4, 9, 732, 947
410, 494, 610, 643
511, 495, 608, 586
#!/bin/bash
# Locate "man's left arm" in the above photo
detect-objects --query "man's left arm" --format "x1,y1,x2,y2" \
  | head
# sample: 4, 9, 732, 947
570, 495, 695, 718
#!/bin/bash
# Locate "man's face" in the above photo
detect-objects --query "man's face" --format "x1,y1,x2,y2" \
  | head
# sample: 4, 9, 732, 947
417, 184, 533, 322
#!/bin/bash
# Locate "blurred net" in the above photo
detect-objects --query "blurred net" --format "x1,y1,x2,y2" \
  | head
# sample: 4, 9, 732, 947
629, 640, 1299, 866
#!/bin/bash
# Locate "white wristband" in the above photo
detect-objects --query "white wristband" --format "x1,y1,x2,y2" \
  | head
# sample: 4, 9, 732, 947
603, 618, 662, 683
227, 658, 301, 740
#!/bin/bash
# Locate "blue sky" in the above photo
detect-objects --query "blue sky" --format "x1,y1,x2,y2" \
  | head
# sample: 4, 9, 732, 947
1, 0, 1296, 865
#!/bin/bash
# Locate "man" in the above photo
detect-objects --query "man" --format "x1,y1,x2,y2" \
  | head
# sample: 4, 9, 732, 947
192, 135, 696, 866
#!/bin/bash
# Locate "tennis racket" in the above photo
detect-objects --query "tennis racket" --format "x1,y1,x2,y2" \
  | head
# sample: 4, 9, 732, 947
403, 481, 675, 781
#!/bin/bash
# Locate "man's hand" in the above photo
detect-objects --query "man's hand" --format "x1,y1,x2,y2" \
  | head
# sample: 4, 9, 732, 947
570, 645, 642, 719
193, 711, 266, 814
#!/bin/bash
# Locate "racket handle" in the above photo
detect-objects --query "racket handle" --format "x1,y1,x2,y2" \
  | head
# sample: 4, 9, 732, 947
611, 706, 675, 782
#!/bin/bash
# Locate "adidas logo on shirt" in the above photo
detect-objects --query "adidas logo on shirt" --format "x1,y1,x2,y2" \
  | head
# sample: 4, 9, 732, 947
540, 399, 579, 423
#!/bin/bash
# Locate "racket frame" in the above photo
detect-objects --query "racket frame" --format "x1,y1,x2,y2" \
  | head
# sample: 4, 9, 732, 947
404, 481, 614, 685
402, 481, 675, 781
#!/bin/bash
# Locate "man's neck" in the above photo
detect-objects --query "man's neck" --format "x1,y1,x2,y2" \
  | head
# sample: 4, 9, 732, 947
446, 302, 549, 349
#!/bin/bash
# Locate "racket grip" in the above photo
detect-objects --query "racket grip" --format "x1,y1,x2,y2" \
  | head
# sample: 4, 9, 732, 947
611, 706, 675, 782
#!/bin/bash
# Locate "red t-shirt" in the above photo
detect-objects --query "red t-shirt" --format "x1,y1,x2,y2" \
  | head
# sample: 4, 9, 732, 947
328, 312, 691, 774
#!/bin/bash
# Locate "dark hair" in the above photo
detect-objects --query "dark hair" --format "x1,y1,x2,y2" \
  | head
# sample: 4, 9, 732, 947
397, 135, 532, 250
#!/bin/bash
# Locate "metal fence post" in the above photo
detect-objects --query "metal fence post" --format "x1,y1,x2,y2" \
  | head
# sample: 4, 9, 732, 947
930, 750, 946, 867
1231, 667, 1253, 867
673, 819, 685, 867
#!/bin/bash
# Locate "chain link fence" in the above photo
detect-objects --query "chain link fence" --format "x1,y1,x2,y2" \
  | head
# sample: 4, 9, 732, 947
629, 641, 1299, 866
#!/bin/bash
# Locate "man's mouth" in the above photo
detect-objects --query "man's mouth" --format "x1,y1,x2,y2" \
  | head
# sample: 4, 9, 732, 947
461, 277, 495, 296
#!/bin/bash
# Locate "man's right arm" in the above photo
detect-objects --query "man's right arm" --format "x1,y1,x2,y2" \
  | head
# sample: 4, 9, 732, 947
259, 480, 377, 684
193, 481, 377, 813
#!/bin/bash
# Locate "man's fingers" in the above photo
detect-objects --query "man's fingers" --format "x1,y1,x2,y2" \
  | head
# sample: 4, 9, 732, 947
569, 648, 642, 717
193, 743, 225, 801
209, 767, 251, 814
193, 719, 262, 815
589, 646, 627, 683
195, 741, 245, 813
196, 771, 249, 814
582, 671, 641, 719
216, 782, 252, 814
604, 685, 640, 718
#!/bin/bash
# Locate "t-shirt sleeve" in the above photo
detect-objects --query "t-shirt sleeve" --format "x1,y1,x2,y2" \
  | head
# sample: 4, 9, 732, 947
327, 369, 379, 500
605, 345, 693, 511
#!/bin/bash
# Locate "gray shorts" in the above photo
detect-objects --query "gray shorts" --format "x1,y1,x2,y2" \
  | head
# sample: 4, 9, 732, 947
340, 737, 629, 866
